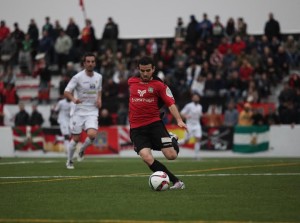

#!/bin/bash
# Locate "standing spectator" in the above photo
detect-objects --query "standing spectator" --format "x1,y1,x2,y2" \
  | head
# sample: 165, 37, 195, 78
236, 17, 247, 39
204, 104, 223, 127
66, 17, 80, 43
18, 34, 33, 75
212, 15, 224, 45
238, 102, 253, 126
81, 19, 96, 53
42, 16, 54, 40
0, 20, 10, 44
38, 30, 54, 65
283, 35, 299, 68
54, 29, 72, 73
264, 13, 281, 41
197, 13, 212, 41
53, 20, 63, 41
231, 35, 246, 55
191, 75, 205, 96
185, 15, 198, 48
98, 108, 113, 126
223, 100, 239, 126
11, 22, 25, 59
102, 17, 119, 54
252, 108, 265, 126
27, 19, 39, 57
29, 104, 44, 127
14, 103, 29, 126
174, 17, 186, 47
2, 83, 18, 104
186, 59, 201, 87
0, 34, 17, 73
225, 17, 235, 42
179, 93, 203, 159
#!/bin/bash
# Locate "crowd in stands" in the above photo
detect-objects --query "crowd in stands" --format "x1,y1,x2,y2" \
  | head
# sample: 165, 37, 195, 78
0, 12, 300, 127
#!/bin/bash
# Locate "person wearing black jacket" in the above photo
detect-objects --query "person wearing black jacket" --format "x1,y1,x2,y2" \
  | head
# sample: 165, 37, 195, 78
29, 104, 44, 127
14, 103, 29, 126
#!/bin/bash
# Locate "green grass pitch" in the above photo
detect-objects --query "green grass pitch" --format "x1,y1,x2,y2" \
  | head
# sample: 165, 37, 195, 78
0, 157, 299, 223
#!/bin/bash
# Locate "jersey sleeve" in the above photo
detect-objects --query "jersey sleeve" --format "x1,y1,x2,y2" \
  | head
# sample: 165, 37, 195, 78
157, 83, 175, 107
64, 75, 78, 93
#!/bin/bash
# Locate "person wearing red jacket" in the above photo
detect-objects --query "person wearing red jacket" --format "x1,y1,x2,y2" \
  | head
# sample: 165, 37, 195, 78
128, 56, 187, 190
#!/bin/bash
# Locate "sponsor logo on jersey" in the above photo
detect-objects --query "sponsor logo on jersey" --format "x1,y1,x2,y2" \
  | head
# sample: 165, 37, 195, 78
90, 83, 96, 89
137, 89, 146, 97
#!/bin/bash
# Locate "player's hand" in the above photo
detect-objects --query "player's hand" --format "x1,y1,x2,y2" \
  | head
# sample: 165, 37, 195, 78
177, 120, 187, 131
96, 100, 102, 108
73, 98, 82, 104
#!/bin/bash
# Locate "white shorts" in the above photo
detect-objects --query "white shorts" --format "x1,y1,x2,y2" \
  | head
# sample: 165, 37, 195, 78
185, 124, 202, 139
59, 121, 71, 136
70, 115, 98, 135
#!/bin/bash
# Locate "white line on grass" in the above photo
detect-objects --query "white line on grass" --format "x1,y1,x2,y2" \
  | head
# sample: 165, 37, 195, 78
1, 173, 300, 179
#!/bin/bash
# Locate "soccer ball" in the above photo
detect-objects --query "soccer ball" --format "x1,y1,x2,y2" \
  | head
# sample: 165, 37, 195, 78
149, 171, 170, 191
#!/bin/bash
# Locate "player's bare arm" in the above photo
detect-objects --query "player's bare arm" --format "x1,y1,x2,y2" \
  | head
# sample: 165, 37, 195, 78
96, 91, 102, 108
169, 104, 187, 130
64, 91, 81, 104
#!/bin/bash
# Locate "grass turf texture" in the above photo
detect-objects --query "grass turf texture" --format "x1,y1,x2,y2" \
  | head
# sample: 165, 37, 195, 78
0, 157, 299, 223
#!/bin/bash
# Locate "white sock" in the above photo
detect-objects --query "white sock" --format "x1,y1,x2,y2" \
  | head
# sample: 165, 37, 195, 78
67, 140, 77, 162
63, 140, 69, 153
79, 137, 94, 153
194, 141, 201, 158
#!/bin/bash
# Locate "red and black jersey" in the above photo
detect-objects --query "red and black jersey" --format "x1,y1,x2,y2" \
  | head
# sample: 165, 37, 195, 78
128, 76, 175, 128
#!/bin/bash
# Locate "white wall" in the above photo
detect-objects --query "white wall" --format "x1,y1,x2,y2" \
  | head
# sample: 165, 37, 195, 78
1, 0, 300, 38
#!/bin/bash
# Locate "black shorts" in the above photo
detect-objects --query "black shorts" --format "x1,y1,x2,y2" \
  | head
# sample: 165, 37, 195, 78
130, 121, 172, 154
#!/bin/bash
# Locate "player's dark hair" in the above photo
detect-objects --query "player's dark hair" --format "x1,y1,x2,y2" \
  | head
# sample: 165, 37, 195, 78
138, 56, 155, 67
82, 52, 96, 63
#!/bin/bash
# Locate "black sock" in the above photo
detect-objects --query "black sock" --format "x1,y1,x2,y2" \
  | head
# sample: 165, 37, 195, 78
172, 137, 179, 154
149, 159, 179, 184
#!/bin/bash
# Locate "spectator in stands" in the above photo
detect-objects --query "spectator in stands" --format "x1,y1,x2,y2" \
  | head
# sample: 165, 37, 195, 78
53, 20, 63, 41
98, 108, 113, 126
278, 101, 299, 125
226, 70, 242, 103
59, 74, 71, 99
212, 15, 224, 45
190, 75, 205, 96
283, 35, 299, 68
81, 19, 96, 53
197, 13, 212, 41
14, 102, 29, 126
1, 33, 17, 73
264, 107, 280, 125
29, 104, 44, 127
252, 108, 265, 125
49, 104, 59, 126
204, 104, 223, 127
275, 45, 289, 77
218, 36, 231, 55
27, 19, 39, 56
102, 17, 119, 54
231, 35, 246, 55
42, 16, 54, 40
38, 30, 54, 65
223, 100, 239, 126
204, 72, 216, 97
18, 34, 33, 75
225, 17, 235, 42
243, 80, 260, 103
239, 58, 254, 88
238, 102, 253, 126
174, 17, 186, 48
289, 73, 300, 89
236, 17, 247, 39
186, 15, 198, 48
54, 29, 72, 74
116, 102, 128, 125
209, 48, 223, 70
33, 57, 51, 104
278, 82, 297, 105
2, 83, 18, 104
11, 22, 25, 60
0, 20, 10, 44
264, 13, 281, 41
66, 17, 80, 43
257, 72, 271, 101
186, 59, 201, 87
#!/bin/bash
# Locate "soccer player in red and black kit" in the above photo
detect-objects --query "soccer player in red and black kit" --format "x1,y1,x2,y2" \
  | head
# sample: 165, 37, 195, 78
128, 56, 187, 189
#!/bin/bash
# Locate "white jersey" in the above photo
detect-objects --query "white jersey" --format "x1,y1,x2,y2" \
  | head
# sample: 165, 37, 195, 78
65, 70, 102, 116
180, 102, 202, 126
54, 98, 72, 124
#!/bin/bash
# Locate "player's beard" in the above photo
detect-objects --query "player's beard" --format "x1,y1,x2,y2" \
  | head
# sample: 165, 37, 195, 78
141, 74, 152, 82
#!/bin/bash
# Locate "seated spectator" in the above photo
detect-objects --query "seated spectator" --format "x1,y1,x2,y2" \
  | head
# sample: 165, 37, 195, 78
204, 72, 216, 97
14, 103, 30, 126
264, 108, 280, 125
2, 83, 19, 104
238, 102, 253, 126
98, 108, 113, 126
190, 75, 205, 96
252, 108, 265, 125
29, 104, 44, 127
223, 100, 239, 126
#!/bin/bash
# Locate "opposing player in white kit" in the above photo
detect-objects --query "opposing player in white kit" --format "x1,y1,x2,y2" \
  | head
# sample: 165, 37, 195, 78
179, 93, 203, 159
64, 52, 102, 169
54, 98, 72, 152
